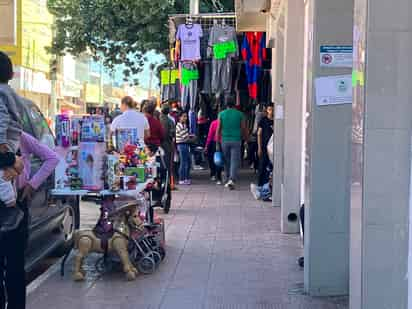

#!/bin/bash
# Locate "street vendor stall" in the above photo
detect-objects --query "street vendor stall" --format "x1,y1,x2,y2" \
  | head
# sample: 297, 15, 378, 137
52, 113, 169, 280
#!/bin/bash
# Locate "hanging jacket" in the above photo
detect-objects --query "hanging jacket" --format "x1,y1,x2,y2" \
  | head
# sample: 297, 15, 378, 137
241, 32, 267, 99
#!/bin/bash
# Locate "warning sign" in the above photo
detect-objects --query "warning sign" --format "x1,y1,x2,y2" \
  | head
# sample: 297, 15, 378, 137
320, 46, 353, 68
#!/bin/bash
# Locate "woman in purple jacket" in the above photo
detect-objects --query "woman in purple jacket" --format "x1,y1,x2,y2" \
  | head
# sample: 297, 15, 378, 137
0, 132, 59, 309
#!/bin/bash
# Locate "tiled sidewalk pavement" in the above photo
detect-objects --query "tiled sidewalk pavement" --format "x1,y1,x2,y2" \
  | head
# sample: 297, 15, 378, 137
27, 170, 348, 309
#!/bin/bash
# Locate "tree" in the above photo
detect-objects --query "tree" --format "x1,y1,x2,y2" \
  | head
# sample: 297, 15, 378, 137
47, 0, 234, 83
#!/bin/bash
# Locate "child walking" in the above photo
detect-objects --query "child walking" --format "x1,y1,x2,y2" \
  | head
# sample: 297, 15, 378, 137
175, 112, 191, 185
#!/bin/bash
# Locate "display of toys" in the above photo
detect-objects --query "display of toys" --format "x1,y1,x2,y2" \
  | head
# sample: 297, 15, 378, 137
55, 146, 81, 190
56, 115, 71, 147
81, 115, 106, 143
70, 115, 83, 146
124, 166, 146, 183
79, 142, 106, 190
68, 167, 83, 190
115, 128, 142, 152
106, 154, 121, 191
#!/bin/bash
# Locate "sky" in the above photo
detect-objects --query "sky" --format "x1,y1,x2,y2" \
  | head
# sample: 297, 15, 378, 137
103, 50, 165, 89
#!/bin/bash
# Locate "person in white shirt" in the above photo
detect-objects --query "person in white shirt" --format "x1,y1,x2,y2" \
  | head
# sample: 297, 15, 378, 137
110, 96, 150, 143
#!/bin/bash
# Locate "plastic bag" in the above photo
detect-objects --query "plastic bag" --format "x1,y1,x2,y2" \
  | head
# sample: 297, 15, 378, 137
267, 134, 274, 164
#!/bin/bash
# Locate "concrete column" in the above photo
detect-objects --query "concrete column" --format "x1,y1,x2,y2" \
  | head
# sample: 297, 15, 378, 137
350, 0, 412, 307
272, 25, 285, 208
281, 0, 305, 233
304, 0, 353, 296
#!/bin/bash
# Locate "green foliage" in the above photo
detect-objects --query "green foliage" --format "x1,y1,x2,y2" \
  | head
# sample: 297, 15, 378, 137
47, 0, 234, 82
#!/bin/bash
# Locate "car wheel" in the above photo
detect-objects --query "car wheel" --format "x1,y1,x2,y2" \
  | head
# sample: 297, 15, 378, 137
55, 198, 80, 256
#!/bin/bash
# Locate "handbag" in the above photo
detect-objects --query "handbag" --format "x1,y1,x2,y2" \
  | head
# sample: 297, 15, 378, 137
0, 205, 24, 240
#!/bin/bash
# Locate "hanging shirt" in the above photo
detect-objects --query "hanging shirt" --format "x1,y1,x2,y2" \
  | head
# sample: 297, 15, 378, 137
208, 24, 238, 59
176, 24, 203, 61
241, 32, 267, 99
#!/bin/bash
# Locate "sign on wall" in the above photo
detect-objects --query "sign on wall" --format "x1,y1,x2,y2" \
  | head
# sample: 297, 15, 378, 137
315, 75, 352, 106
320, 45, 353, 68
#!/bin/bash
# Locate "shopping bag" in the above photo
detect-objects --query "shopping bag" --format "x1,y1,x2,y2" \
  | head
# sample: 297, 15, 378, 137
267, 134, 274, 164
214, 151, 224, 167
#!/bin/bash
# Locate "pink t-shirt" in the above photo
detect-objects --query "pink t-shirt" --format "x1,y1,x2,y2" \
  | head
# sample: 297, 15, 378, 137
205, 120, 221, 148
176, 24, 203, 61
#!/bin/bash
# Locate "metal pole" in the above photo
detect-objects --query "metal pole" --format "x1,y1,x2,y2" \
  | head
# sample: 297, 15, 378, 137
189, 0, 199, 15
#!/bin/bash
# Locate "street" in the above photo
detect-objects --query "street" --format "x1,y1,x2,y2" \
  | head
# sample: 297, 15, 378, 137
26, 171, 348, 309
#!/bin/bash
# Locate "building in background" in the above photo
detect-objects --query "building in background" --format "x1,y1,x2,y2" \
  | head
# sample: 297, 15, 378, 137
0, 0, 54, 115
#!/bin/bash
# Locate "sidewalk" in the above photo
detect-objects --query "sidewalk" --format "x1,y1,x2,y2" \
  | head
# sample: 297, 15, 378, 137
27, 170, 348, 309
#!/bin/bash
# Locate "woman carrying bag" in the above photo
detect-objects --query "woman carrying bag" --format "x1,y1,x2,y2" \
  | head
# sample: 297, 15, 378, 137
205, 119, 223, 185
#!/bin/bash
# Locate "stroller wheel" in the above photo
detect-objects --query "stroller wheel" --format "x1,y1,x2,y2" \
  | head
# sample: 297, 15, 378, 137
158, 246, 166, 261
151, 251, 162, 266
137, 256, 156, 274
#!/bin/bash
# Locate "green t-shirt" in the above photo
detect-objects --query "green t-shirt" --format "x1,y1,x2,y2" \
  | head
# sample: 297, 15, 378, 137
218, 109, 245, 142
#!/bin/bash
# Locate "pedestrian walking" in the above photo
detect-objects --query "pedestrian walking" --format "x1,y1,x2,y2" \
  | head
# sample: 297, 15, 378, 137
205, 118, 223, 184
257, 103, 274, 186
0, 132, 59, 309
217, 96, 248, 190
110, 96, 150, 142
143, 100, 165, 147
159, 103, 176, 177
176, 112, 192, 185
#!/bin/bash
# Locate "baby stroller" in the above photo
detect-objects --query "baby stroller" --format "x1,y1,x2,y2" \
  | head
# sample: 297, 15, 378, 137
148, 146, 172, 214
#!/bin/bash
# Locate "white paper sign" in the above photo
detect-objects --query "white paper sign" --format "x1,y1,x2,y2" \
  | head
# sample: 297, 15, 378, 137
315, 75, 352, 106
275, 105, 284, 120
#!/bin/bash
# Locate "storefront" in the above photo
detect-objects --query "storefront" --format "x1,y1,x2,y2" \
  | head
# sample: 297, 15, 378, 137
164, 13, 272, 139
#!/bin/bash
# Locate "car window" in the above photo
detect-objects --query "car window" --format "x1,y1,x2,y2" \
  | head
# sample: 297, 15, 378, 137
26, 105, 55, 149
21, 106, 34, 136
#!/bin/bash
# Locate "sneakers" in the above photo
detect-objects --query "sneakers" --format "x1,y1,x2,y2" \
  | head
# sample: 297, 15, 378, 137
179, 180, 192, 185
216, 180, 222, 185
211, 176, 217, 181
193, 165, 205, 170
226, 180, 235, 190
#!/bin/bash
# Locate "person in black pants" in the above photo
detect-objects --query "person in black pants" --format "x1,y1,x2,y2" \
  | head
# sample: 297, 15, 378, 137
0, 199, 28, 309
257, 103, 274, 187
205, 119, 223, 184
0, 152, 26, 309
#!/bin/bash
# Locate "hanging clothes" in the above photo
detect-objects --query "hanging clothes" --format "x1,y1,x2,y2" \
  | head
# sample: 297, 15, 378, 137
176, 23, 203, 61
161, 68, 181, 103
241, 32, 267, 99
258, 70, 272, 105
180, 62, 199, 112
208, 24, 238, 95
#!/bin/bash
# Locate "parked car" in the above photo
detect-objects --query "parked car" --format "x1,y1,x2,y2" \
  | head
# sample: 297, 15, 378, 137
19, 99, 80, 271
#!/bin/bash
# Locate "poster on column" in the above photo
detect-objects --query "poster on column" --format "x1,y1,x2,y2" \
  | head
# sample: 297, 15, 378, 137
315, 75, 352, 106
320, 45, 353, 68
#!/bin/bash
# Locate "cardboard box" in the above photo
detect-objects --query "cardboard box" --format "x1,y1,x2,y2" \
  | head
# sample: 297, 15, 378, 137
81, 115, 106, 142
79, 142, 106, 190
55, 146, 80, 189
